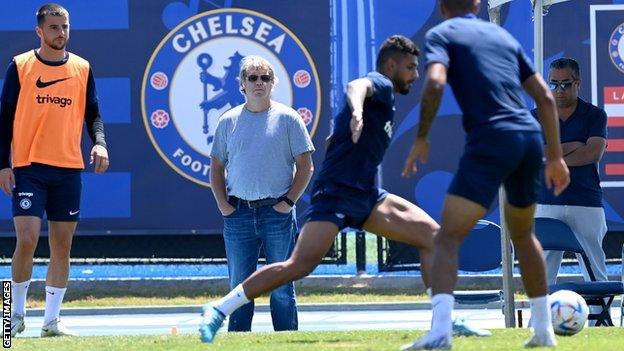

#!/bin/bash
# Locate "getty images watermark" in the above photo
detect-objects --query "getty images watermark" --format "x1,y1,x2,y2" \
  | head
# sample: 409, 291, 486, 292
2, 281, 10, 348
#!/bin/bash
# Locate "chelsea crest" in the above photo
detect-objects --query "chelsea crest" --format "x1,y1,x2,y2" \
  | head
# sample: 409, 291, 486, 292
142, 8, 321, 186
610, 22, 624, 74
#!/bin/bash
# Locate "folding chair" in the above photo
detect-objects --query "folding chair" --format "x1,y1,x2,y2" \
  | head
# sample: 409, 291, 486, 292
534, 217, 624, 326
454, 220, 506, 310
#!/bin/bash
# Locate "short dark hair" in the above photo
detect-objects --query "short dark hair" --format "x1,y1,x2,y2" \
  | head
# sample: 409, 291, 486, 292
376, 35, 420, 69
36, 3, 69, 26
440, 0, 477, 13
549, 58, 580, 80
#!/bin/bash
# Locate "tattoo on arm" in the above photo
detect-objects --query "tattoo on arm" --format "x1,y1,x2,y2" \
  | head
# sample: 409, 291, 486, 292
417, 91, 442, 138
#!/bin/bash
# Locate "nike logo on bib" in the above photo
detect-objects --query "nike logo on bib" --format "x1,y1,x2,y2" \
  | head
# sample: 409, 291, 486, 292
36, 76, 70, 88
69, 210, 80, 215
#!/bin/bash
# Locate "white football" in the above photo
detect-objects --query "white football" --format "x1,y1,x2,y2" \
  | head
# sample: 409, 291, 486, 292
550, 289, 589, 336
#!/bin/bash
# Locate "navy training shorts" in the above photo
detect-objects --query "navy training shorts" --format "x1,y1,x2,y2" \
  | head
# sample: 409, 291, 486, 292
448, 130, 543, 209
304, 182, 388, 230
12, 163, 82, 221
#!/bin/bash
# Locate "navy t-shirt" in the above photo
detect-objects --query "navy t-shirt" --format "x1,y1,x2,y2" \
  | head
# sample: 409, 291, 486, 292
424, 14, 540, 137
532, 98, 607, 207
315, 71, 394, 190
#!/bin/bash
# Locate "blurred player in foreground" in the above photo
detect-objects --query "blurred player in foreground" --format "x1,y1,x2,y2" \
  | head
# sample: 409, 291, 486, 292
401, 0, 569, 349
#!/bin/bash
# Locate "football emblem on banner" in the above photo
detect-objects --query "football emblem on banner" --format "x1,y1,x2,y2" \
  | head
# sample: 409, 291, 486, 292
142, 9, 321, 186
610, 22, 624, 74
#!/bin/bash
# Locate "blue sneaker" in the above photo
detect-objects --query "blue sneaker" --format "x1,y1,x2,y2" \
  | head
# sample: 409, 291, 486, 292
452, 317, 491, 337
199, 305, 225, 343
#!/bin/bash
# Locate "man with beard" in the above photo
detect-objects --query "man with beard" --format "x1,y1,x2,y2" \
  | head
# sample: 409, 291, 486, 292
0, 3, 109, 337
199, 35, 440, 343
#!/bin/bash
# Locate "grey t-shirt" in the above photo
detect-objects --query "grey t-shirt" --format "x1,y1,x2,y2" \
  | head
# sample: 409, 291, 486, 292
210, 101, 315, 200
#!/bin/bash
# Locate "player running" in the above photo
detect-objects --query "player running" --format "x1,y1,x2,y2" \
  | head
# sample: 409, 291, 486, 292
199, 35, 440, 343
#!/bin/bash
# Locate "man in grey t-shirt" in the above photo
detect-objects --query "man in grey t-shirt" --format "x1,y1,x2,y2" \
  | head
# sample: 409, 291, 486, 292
209, 55, 314, 332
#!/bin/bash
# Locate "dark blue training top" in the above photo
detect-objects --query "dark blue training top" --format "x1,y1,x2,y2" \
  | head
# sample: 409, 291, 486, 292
533, 98, 607, 207
424, 14, 540, 136
315, 71, 394, 190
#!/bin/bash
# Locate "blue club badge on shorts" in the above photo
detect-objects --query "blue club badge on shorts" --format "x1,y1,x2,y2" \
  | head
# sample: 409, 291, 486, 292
19, 198, 31, 210
142, 8, 321, 186
610, 22, 624, 74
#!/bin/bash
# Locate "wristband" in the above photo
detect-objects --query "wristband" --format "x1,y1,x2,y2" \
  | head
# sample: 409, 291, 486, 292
279, 196, 295, 207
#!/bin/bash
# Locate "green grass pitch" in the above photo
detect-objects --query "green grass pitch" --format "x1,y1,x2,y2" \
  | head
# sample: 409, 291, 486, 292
12, 328, 624, 350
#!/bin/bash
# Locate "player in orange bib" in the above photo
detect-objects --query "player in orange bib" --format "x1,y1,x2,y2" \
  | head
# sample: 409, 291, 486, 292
0, 3, 109, 337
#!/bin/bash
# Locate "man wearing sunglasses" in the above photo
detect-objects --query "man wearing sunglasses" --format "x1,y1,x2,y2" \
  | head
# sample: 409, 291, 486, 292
533, 58, 609, 313
208, 55, 315, 333
200, 35, 444, 343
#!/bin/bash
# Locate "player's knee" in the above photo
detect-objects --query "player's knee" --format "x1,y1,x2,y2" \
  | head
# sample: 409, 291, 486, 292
15, 231, 38, 251
504, 208, 533, 236
424, 220, 440, 239
433, 231, 462, 251
49, 248, 71, 261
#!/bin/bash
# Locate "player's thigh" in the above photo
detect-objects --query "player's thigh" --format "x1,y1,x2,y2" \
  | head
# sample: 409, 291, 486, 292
289, 221, 339, 267
504, 201, 536, 238
363, 194, 438, 248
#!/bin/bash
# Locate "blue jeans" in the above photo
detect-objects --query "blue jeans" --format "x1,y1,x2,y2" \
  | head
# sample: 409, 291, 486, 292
223, 203, 298, 332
